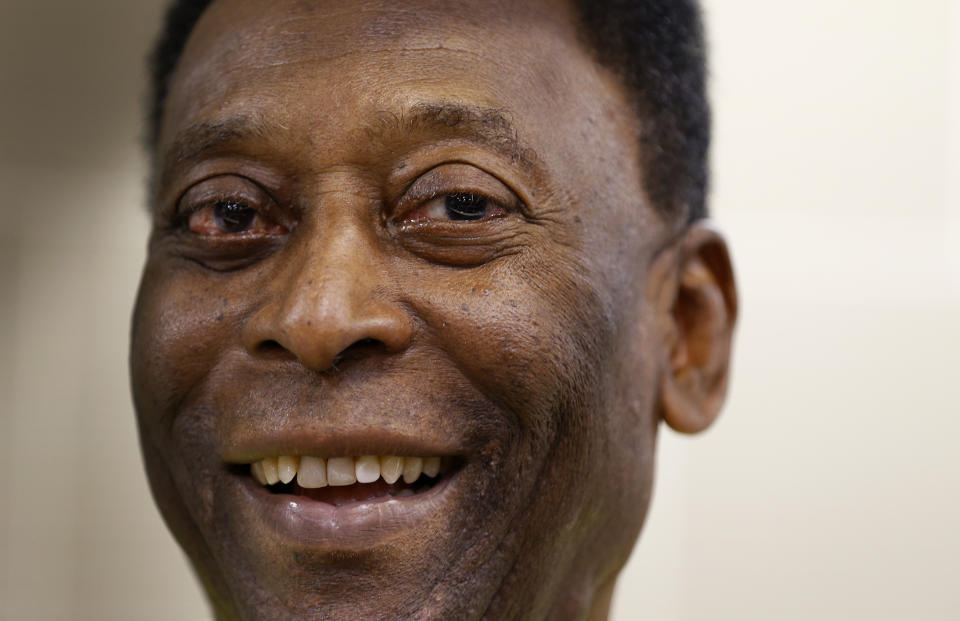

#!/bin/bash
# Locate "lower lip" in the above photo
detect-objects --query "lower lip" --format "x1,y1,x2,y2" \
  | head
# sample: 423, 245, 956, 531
231, 471, 458, 549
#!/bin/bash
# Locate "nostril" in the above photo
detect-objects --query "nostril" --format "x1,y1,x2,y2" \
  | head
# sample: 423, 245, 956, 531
256, 339, 293, 360
331, 338, 385, 367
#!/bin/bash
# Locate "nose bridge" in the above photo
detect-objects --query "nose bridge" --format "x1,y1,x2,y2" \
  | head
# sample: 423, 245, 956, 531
284, 217, 373, 320
245, 200, 411, 371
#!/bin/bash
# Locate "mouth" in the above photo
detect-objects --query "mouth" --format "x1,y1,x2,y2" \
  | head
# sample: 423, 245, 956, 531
222, 444, 467, 549
215, 420, 475, 550
246, 454, 456, 507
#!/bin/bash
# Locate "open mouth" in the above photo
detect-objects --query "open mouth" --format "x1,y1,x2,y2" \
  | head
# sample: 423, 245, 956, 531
247, 455, 455, 507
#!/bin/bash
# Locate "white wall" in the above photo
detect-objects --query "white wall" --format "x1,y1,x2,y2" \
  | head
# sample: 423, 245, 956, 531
1, 1, 957, 619
0, 2, 209, 619
613, 1, 960, 619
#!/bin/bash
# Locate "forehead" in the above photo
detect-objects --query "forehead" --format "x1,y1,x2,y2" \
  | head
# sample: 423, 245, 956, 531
161, 0, 637, 167
171, 0, 578, 101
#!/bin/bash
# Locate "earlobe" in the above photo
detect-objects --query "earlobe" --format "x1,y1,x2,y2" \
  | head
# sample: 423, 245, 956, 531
652, 221, 738, 434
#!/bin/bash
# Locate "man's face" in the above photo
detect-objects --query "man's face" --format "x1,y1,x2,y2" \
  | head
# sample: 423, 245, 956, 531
131, 0, 677, 618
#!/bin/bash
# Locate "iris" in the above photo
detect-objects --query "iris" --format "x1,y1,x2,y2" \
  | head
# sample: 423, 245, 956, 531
444, 193, 487, 221
214, 200, 256, 233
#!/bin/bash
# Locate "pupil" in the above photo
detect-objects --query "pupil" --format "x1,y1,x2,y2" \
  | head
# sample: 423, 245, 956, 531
214, 200, 255, 233
444, 193, 487, 221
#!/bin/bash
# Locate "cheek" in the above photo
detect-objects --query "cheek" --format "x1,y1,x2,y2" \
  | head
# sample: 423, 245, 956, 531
132, 264, 241, 421
130, 263, 247, 557
406, 255, 612, 437
131, 261, 248, 519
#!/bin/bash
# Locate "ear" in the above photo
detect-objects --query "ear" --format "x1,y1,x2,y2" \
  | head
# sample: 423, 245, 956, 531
649, 221, 738, 434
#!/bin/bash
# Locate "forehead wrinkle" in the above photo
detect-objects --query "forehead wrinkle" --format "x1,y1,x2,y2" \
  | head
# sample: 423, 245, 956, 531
155, 101, 542, 194
213, 0, 520, 63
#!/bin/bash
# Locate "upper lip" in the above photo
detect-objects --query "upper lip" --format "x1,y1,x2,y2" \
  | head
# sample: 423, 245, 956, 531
220, 428, 468, 464
204, 356, 481, 464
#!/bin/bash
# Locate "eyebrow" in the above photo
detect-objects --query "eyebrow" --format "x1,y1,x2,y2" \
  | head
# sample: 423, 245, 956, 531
157, 101, 540, 186
364, 101, 539, 169
160, 115, 272, 176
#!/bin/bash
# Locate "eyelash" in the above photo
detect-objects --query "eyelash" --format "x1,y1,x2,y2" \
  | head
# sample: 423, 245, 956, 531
175, 193, 509, 231
395, 190, 510, 225
395, 177, 519, 221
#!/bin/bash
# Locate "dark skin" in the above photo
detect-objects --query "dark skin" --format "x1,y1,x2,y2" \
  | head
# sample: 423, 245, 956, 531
130, 0, 737, 619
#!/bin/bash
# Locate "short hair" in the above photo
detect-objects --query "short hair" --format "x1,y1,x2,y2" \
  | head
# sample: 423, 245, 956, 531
148, 0, 709, 222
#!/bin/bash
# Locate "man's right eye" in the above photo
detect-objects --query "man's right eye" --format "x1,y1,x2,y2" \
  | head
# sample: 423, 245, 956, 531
176, 176, 288, 238
187, 199, 286, 237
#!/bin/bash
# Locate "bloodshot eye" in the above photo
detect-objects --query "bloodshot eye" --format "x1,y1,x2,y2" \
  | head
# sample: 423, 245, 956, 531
213, 200, 257, 233
178, 175, 288, 238
188, 198, 278, 237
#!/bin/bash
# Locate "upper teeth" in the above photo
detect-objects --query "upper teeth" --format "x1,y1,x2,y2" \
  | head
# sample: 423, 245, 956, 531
250, 455, 442, 488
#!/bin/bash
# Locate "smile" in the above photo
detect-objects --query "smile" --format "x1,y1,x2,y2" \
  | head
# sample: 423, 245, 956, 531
249, 455, 449, 507
226, 443, 466, 549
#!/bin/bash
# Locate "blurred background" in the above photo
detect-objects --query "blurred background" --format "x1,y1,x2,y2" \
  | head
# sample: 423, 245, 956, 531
1, 0, 957, 619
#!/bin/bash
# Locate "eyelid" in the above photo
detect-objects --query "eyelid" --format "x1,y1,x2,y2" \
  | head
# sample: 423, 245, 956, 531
172, 173, 288, 231
177, 174, 272, 209
392, 163, 522, 223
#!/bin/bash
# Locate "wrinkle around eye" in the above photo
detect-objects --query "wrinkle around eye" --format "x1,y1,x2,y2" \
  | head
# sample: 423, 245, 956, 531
153, 230, 287, 273
395, 223, 532, 267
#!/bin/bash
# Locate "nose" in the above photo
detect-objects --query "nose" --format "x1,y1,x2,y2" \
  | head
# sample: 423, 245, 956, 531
241, 222, 413, 372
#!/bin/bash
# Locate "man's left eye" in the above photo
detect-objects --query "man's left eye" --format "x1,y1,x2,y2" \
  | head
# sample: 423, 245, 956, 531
405, 192, 507, 223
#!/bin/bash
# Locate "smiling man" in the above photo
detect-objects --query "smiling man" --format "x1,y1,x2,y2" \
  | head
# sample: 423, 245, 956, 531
130, 0, 737, 619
